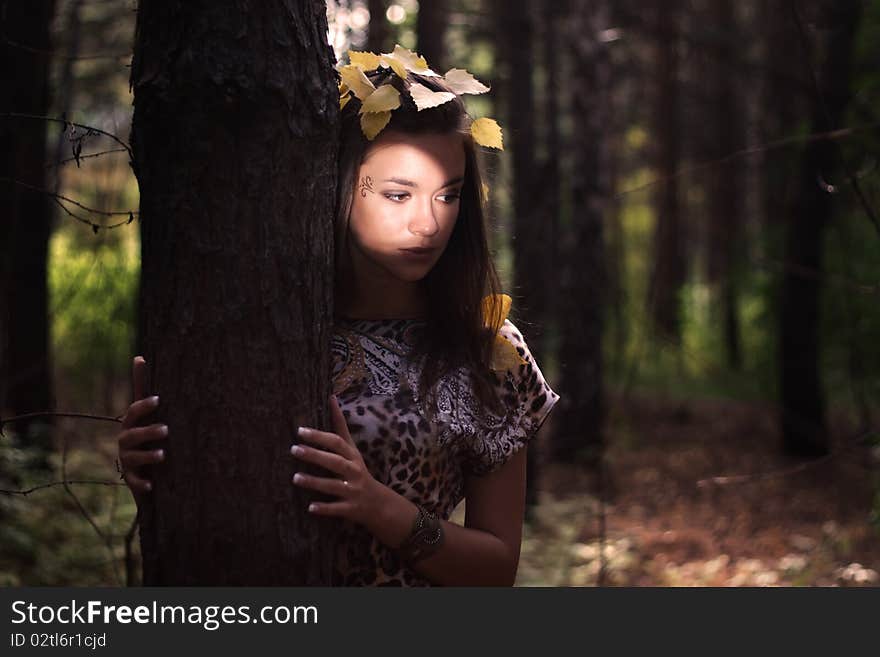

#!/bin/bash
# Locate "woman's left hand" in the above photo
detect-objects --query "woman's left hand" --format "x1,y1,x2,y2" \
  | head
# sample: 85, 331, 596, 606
290, 394, 385, 526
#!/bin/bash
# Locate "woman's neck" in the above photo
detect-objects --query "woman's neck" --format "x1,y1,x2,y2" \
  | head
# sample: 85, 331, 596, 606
337, 283, 427, 321
338, 239, 429, 320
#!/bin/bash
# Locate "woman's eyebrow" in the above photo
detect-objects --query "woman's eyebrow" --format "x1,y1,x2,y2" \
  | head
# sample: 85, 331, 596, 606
381, 176, 465, 188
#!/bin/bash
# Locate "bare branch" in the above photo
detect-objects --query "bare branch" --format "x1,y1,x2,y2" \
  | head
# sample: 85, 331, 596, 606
0, 112, 132, 155
47, 147, 130, 169
615, 123, 880, 202
696, 428, 878, 488
0, 411, 122, 436
60, 434, 124, 585
0, 479, 126, 496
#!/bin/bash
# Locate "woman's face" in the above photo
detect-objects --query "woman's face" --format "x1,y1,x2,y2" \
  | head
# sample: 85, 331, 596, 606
347, 129, 466, 283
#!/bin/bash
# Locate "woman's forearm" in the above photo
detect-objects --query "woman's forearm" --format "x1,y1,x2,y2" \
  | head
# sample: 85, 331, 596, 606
364, 483, 518, 586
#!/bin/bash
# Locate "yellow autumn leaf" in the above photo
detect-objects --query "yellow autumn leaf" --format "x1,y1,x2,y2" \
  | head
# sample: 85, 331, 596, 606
481, 293, 525, 372
481, 293, 512, 333
359, 84, 401, 114
470, 117, 504, 150
338, 80, 352, 110
379, 53, 407, 79
348, 50, 382, 71
360, 110, 392, 140
408, 82, 455, 111
442, 68, 490, 95
339, 64, 375, 101
490, 334, 527, 372
381, 44, 439, 79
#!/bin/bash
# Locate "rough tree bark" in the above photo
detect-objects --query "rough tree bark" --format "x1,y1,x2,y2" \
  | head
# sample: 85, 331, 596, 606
129, 0, 340, 585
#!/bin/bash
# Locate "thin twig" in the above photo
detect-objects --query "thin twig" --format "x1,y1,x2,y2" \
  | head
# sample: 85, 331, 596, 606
0, 479, 126, 496
696, 428, 878, 488
0, 177, 137, 217
47, 147, 130, 169
0, 411, 122, 437
789, 1, 880, 238
60, 434, 124, 586
0, 112, 132, 155
615, 123, 880, 200
50, 195, 136, 232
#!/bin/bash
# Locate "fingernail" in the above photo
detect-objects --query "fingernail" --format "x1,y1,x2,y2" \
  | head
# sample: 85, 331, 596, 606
145, 482, 152, 491
290, 445, 303, 455
297, 427, 310, 437
308, 503, 318, 512
293, 473, 304, 484
149, 395, 159, 404
158, 425, 168, 436
155, 449, 164, 459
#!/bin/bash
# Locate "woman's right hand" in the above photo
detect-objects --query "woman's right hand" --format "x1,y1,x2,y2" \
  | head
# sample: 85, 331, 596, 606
117, 355, 167, 497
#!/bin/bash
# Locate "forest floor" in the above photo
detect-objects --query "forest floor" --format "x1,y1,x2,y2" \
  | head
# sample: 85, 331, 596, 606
3, 385, 878, 587
511, 391, 880, 587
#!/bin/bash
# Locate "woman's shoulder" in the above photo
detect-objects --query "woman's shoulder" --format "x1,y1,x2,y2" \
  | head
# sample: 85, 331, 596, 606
462, 316, 561, 476
496, 317, 526, 348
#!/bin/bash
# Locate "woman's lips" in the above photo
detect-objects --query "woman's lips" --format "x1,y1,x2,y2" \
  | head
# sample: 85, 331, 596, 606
399, 247, 436, 258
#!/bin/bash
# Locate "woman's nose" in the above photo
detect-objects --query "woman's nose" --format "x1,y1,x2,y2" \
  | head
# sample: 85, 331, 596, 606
408, 203, 440, 236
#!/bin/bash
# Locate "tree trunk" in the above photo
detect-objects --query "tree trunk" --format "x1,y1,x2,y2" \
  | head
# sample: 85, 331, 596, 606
367, 0, 389, 54
779, 0, 861, 458
759, 0, 806, 232
130, 0, 340, 585
707, 0, 743, 370
493, 0, 547, 508
554, 0, 610, 465
646, 0, 685, 344
0, 0, 57, 469
416, 0, 446, 72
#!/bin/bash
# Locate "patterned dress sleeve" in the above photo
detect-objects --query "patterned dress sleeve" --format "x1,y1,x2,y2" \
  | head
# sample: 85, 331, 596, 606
462, 319, 561, 476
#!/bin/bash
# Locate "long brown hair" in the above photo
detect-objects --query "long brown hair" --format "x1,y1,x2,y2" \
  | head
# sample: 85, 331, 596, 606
333, 67, 506, 421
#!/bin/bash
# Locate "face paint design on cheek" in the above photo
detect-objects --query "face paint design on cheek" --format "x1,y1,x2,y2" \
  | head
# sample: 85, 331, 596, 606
359, 175, 374, 198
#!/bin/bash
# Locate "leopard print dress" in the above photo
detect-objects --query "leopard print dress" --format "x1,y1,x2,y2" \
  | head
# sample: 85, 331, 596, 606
329, 315, 560, 586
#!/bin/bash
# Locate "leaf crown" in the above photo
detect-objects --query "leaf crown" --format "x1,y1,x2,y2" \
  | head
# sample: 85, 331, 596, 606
337, 44, 504, 150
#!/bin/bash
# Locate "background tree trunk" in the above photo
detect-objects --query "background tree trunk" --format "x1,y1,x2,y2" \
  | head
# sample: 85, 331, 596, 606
707, 0, 743, 370
0, 0, 57, 469
759, 0, 806, 233
130, 0, 340, 585
493, 0, 547, 509
554, 0, 610, 466
367, 0, 389, 54
779, 0, 861, 458
646, 0, 685, 344
416, 0, 446, 72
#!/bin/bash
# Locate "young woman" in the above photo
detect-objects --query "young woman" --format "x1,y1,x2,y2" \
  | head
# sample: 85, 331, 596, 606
117, 48, 560, 587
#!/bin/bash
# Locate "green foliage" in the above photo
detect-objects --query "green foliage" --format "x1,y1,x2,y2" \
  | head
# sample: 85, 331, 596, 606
0, 432, 138, 586
49, 228, 138, 409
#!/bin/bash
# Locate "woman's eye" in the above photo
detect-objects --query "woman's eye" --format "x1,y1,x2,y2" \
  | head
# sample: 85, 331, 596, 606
438, 194, 461, 204
384, 192, 409, 202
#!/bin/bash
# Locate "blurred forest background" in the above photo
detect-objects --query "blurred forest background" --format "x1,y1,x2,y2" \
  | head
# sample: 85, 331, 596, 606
1, 0, 879, 586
